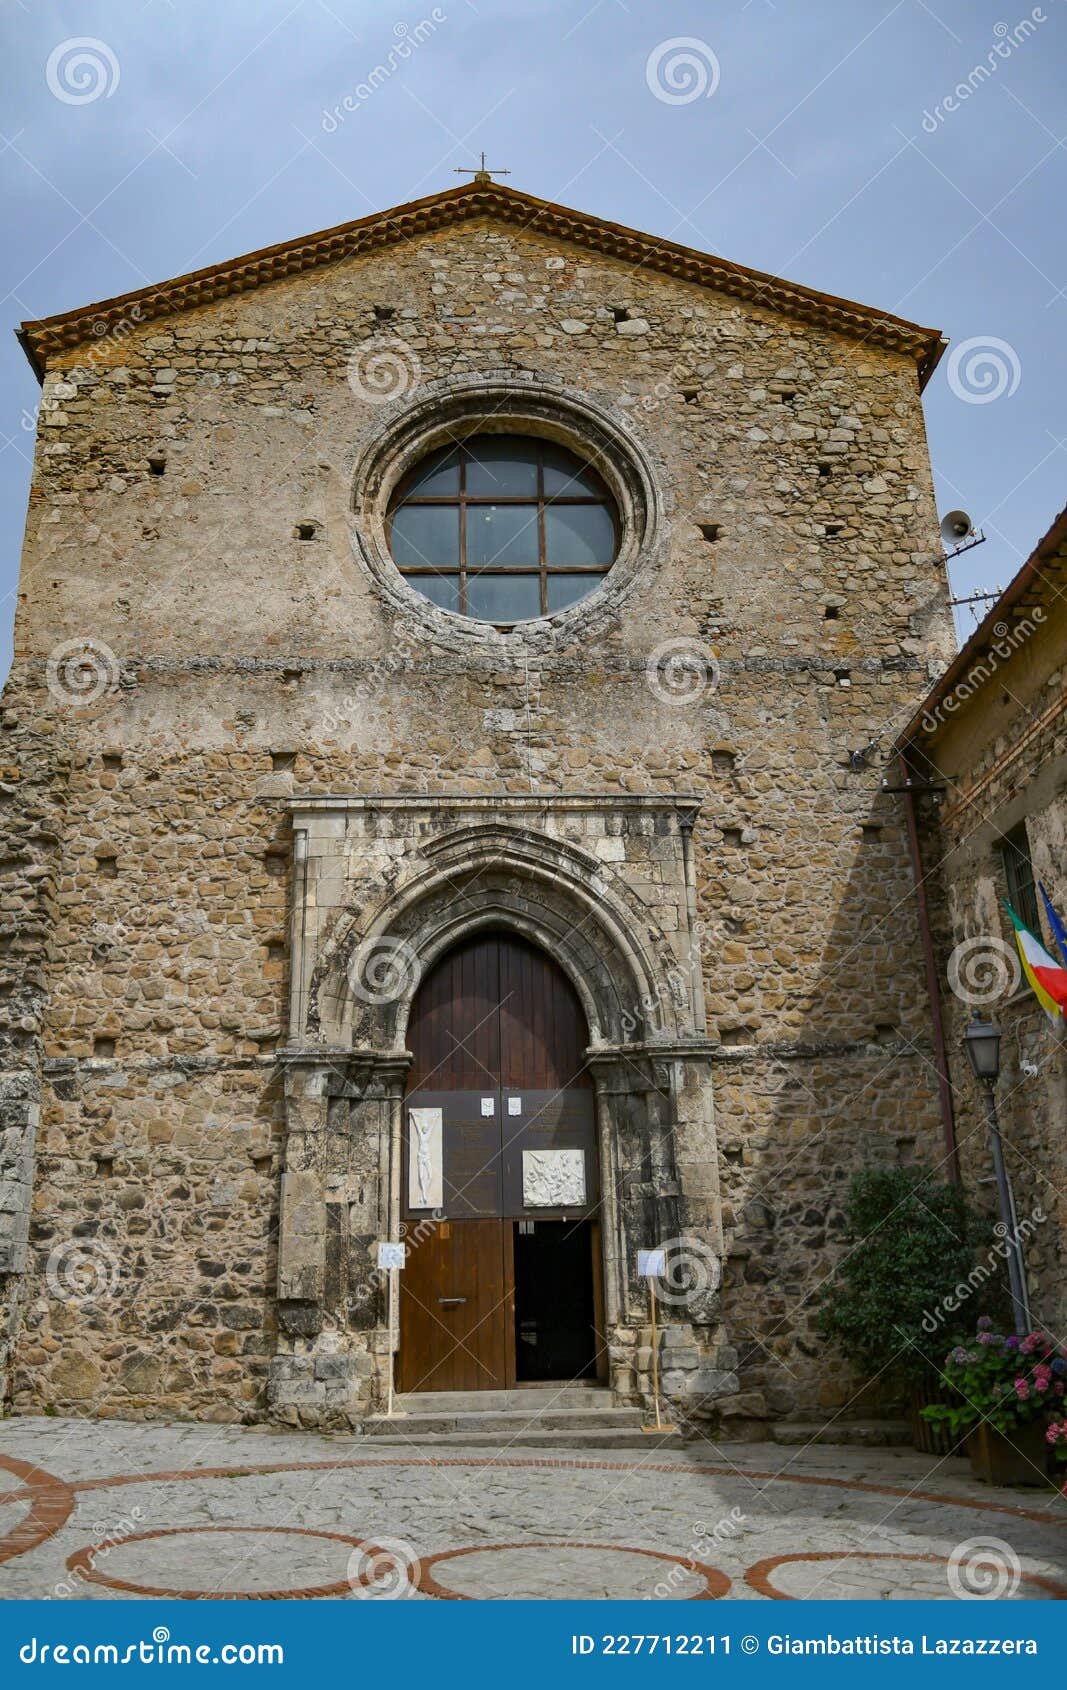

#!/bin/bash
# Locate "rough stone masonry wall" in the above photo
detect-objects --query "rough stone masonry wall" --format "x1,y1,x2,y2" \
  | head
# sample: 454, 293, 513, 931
1, 216, 955, 1423
913, 551, 1067, 1350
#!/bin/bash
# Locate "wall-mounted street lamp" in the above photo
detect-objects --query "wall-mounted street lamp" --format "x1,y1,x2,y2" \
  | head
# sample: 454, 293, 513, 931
964, 1012, 1031, 1336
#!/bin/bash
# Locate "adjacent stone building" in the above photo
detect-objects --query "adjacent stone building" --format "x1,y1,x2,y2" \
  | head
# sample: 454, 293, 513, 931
897, 505, 1067, 1343
0, 179, 958, 1430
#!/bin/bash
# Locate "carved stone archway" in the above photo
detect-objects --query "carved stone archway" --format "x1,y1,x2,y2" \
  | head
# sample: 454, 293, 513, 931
268, 796, 731, 1429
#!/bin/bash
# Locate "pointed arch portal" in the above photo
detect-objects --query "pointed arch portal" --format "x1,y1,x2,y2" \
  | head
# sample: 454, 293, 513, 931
269, 795, 724, 1424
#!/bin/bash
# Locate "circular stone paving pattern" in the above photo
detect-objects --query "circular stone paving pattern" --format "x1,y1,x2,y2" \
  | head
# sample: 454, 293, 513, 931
418, 1542, 731, 1601
67, 1526, 396, 1601
747, 1551, 1067, 1602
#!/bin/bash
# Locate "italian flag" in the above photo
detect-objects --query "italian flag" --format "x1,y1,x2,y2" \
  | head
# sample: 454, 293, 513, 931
1006, 902, 1067, 1017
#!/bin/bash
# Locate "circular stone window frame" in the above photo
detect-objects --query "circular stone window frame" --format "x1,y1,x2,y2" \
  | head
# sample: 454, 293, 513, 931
350, 372, 665, 650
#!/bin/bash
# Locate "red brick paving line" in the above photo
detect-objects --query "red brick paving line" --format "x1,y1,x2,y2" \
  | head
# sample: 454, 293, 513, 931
68, 1455, 1067, 1527
65, 1525, 397, 1601
745, 1549, 1067, 1601
0, 1454, 76, 1567
417, 1540, 732, 1601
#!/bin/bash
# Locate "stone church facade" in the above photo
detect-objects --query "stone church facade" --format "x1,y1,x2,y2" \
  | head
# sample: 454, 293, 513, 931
0, 180, 957, 1430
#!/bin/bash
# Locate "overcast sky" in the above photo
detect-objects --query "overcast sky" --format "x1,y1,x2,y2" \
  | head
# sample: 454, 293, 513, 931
2, 0, 1065, 678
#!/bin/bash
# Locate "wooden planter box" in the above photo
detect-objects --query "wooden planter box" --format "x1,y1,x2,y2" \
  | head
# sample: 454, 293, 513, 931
966, 1419, 1050, 1487
910, 1377, 963, 1458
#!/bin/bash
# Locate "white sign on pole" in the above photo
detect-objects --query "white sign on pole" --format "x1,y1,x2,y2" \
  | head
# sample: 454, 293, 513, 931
637, 1248, 667, 1278
377, 1242, 407, 1271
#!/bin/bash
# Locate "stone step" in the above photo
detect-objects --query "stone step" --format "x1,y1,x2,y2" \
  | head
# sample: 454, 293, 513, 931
770, 1419, 913, 1447
359, 1426, 680, 1451
394, 1388, 615, 1413
364, 1406, 646, 1437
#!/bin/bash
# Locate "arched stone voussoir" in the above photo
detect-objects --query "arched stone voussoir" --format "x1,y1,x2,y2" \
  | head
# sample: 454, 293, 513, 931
310, 824, 689, 1053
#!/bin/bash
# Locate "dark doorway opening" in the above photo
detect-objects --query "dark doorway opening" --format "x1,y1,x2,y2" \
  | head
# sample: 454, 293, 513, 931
400, 930, 605, 1393
513, 1218, 598, 1382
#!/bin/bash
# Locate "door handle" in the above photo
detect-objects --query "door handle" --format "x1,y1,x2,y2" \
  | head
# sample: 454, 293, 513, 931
438, 1296, 467, 1305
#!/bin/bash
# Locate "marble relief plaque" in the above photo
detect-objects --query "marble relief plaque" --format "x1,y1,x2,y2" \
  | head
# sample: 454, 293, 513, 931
522, 1148, 586, 1208
408, 1107, 443, 1209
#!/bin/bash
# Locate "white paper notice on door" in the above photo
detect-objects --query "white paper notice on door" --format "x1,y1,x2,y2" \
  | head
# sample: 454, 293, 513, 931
408, 1107, 443, 1210
508, 1096, 522, 1115
481, 1096, 495, 1116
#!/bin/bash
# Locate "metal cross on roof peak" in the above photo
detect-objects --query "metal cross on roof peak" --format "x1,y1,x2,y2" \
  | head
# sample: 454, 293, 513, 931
455, 152, 510, 185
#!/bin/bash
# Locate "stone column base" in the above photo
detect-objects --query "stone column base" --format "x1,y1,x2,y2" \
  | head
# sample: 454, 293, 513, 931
267, 1349, 379, 1430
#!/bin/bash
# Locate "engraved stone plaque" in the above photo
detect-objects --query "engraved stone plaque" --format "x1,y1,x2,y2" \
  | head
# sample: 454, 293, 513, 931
407, 1106, 442, 1209
521, 1148, 586, 1209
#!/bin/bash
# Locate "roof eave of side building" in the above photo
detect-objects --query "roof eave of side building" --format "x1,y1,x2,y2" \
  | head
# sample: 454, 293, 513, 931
15, 179, 945, 386
896, 500, 1067, 757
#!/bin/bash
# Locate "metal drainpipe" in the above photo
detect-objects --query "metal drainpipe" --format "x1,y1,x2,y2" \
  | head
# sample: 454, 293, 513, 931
897, 752, 959, 1182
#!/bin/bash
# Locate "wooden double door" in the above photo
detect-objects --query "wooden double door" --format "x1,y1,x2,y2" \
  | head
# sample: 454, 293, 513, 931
398, 933, 605, 1393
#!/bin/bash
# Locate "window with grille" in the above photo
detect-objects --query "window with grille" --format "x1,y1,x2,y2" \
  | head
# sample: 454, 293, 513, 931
1001, 821, 1040, 934
387, 433, 618, 623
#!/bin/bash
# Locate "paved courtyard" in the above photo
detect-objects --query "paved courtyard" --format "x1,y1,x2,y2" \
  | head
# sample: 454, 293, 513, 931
1, 1417, 1065, 1601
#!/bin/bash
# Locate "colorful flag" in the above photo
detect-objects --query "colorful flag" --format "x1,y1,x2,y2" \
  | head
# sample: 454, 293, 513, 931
1005, 902, 1067, 1017
1039, 882, 1067, 968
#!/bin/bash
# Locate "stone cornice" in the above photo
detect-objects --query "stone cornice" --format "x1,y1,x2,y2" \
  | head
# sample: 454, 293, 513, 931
287, 792, 701, 814
18, 180, 944, 384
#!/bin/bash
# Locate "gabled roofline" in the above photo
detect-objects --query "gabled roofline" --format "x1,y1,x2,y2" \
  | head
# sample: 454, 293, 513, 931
17, 179, 945, 384
897, 501, 1067, 754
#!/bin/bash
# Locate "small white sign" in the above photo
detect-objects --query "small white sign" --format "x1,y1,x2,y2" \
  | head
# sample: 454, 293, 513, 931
638, 1248, 667, 1278
508, 1096, 522, 1116
377, 1242, 407, 1271
481, 1096, 495, 1116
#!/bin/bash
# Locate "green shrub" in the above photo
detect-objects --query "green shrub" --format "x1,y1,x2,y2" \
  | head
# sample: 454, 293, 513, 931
816, 1166, 987, 1389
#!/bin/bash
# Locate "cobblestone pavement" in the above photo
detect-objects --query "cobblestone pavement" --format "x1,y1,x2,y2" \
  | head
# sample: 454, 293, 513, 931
1, 1418, 1065, 1601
